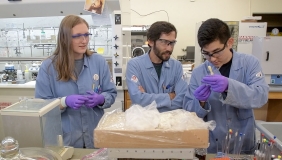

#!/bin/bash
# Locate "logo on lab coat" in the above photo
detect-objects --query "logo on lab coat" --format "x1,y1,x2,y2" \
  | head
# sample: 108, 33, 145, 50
256, 71, 262, 77
131, 75, 138, 83
93, 74, 99, 81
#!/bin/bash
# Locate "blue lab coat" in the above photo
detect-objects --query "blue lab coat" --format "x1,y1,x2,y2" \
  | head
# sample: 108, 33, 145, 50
35, 53, 117, 148
183, 51, 269, 154
126, 52, 188, 112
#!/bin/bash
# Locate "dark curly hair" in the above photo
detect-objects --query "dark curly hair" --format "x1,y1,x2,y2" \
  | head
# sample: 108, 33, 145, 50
147, 21, 177, 48
197, 18, 230, 48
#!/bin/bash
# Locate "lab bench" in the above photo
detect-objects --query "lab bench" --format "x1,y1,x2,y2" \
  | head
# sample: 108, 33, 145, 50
0, 82, 35, 109
1, 83, 282, 122
0, 81, 126, 109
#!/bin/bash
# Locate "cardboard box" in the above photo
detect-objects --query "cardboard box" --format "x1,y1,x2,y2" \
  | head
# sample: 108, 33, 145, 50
94, 129, 209, 148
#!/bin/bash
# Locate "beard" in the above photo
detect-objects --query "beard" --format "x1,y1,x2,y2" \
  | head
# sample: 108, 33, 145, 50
152, 45, 172, 61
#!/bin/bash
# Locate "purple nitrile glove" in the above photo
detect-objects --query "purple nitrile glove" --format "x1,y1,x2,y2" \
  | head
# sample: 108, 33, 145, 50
194, 84, 211, 101
85, 91, 105, 108
65, 95, 88, 109
201, 74, 228, 93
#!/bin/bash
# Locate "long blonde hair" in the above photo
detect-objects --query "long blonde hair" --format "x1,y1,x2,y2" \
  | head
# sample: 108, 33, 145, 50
52, 15, 93, 81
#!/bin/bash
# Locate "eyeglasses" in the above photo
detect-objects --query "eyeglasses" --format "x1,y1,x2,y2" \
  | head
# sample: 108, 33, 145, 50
157, 38, 177, 47
72, 33, 92, 41
201, 41, 228, 59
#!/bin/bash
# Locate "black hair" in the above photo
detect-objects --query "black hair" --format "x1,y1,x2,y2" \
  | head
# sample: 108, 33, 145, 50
147, 21, 177, 48
197, 18, 231, 48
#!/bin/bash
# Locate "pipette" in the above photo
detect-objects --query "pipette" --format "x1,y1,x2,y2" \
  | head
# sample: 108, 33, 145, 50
215, 138, 224, 158
223, 134, 228, 154
226, 129, 232, 156
266, 143, 271, 160
258, 135, 265, 160
221, 139, 225, 154
216, 138, 219, 153
233, 131, 238, 154
238, 133, 245, 157
254, 140, 260, 160
271, 136, 277, 150
266, 137, 276, 160
208, 66, 214, 75
271, 155, 276, 160
262, 139, 268, 160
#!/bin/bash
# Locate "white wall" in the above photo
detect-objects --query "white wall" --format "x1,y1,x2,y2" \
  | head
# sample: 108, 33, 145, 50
129, 0, 282, 58
251, 0, 282, 13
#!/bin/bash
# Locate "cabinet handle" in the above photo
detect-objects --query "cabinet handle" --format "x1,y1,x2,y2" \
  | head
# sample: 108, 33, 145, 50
266, 51, 269, 61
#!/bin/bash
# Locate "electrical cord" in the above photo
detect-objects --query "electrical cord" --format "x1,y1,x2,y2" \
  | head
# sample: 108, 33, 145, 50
130, 9, 169, 22
129, 9, 178, 59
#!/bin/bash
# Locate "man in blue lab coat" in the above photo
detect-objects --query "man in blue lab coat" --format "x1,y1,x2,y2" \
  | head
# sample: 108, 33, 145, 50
126, 21, 188, 112
183, 18, 269, 154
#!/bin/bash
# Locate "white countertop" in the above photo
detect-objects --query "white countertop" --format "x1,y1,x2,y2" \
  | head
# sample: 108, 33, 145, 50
0, 81, 128, 90
0, 81, 36, 88
269, 85, 282, 92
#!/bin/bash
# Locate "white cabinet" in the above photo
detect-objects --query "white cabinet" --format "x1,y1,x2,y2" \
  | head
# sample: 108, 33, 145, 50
252, 37, 282, 75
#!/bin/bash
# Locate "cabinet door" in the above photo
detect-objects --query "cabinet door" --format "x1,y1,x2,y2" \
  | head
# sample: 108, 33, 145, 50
125, 100, 131, 110
260, 37, 282, 74
124, 90, 132, 110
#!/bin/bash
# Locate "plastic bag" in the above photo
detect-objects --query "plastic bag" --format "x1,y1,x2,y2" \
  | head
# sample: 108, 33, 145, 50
97, 109, 125, 130
97, 101, 216, 131
125, 101, 160, 130
158, 109, 216, 131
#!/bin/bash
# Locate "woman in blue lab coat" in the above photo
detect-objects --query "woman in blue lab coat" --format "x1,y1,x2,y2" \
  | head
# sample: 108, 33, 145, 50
125, 21, 188, 112
35, 15, 117, 148
183, 18, 269, 154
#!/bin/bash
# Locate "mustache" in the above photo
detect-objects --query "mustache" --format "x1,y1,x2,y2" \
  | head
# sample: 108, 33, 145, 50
162, 51, 172, 55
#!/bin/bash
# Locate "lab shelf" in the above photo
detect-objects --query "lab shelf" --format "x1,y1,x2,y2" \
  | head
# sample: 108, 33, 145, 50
0, 57, 46, 61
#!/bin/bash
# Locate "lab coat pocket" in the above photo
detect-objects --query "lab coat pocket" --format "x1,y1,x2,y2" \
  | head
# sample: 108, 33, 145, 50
237, 108, 253, 120
91, 80, 99, 93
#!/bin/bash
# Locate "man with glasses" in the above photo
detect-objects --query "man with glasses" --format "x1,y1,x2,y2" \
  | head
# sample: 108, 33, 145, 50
126, 21, 188, 112
183, 18, 269, 154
